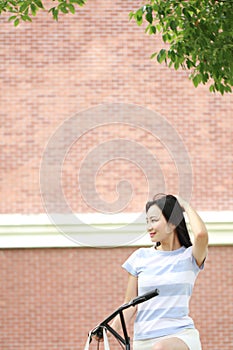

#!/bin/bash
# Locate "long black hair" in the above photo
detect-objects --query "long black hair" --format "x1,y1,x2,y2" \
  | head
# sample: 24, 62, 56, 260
145, 194, 192, 248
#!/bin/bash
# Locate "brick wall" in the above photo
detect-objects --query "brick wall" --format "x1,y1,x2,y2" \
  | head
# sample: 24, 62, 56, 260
0, 0, 232, 213
1, 246, 232, 350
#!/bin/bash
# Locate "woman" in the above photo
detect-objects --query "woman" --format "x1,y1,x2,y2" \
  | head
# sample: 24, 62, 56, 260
111, 194, 208, 350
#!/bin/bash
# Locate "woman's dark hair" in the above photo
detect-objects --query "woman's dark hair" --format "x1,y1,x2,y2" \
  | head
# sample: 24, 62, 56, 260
145, 194, 192, 248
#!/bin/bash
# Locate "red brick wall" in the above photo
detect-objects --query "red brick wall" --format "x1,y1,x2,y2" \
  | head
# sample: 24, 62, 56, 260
0, 0, 232, 213
1, 246, 232, 350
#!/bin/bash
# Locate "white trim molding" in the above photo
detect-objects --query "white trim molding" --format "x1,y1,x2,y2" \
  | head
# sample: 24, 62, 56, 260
0, 212, 232, 248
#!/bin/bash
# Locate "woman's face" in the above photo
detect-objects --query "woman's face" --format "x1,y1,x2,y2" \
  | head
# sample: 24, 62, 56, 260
146, 204, 174, 243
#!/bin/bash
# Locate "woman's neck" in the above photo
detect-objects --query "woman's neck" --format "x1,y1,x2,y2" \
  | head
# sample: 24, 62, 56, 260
156, 232, 181, 251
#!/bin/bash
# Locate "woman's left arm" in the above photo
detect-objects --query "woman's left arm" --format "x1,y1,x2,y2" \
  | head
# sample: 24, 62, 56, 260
176, 196, 209, 267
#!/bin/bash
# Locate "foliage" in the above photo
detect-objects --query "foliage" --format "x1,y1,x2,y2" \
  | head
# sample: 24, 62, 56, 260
0, 0, 86, 25
0, 0, 232, 94
130, 0, 233, 94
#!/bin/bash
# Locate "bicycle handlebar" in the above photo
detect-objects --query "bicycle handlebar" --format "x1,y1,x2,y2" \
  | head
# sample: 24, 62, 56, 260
90, 288, 159, 339
128, 288, 159, 307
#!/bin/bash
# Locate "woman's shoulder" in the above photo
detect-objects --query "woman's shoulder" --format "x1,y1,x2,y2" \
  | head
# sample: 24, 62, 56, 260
134, 246, 154, 258
182, 245, 193, 256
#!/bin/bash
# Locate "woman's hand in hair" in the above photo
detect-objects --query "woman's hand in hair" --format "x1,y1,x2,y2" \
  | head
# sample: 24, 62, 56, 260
173, 195, 189, 212
174, 194, 208, 267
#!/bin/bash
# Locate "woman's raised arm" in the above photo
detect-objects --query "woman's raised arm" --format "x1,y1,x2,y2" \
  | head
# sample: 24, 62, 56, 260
175, 195, 208, 267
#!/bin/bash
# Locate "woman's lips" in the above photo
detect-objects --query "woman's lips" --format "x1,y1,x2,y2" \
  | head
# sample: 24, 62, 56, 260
150, 232, 157, 238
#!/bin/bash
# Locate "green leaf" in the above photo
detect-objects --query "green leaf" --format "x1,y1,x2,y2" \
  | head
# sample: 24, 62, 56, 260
8, 15, 17, 21
182, 8, 191, 20
59, 4, 69, 14
186, 59, 195, 69
21, 14, 32, 21
14, 18, 20, 26
174, 61, 180, 70
168, 50, 176, 63
189, 6, 197, 15
150, 52, 157, 59
128, 11, 134, 20
135, 8, 143, 25
67, 3, 75, 14
19, 2, 29, 13
162, 33, 168, 42
135, 8, 143, 17
149, 25, 156, 34
70, 0, 85, 5
157, 49, 166, 63
77, 0, 85, 5
193, 74, 202, 88
225, 85, 232, 93
219, 83, 225, 95
51, 7, 58, 20
145, 12, 153, 24
202, 73, 209, 84
8, 0, 17, 6
170, 20, 177, 31
33, 0, 44, 9
30, 3, 37, 16
146, 5, 152, 14
152, 4, 159, 12
209, 85, 215, 93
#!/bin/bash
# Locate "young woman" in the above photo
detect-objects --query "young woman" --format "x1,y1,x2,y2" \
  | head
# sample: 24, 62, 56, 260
111, 194, 208, 350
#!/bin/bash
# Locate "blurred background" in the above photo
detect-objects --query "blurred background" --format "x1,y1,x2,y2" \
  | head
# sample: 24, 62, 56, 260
0, 0, 232, 349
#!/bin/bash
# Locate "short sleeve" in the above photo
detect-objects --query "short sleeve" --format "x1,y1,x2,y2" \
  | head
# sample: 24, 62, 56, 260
122, 248, 141, 277
185, 246, 206, 272
191, 251, 206, 271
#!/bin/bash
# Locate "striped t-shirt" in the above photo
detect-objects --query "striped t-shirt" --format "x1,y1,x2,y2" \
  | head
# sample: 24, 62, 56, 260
122, 245, 204, 340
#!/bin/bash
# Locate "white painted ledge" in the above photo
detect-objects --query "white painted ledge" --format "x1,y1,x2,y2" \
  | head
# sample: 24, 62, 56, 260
0, 212, 232, 248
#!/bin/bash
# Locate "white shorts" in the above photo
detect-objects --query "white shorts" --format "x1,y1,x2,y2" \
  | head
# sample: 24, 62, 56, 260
133, 328, 202, 350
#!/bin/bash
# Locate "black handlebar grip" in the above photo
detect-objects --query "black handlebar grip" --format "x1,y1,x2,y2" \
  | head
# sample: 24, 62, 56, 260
130, 288, 159, 306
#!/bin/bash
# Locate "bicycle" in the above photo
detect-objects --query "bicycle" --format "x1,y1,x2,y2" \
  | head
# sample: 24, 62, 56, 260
84, 288, 159, 350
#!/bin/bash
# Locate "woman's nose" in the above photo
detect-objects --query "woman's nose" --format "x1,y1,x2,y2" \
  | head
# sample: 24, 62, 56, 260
147, 223, 153, 231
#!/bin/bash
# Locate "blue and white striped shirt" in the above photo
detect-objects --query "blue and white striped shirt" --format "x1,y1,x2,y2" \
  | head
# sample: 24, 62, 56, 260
122, 246, 204, 340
